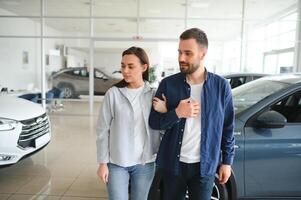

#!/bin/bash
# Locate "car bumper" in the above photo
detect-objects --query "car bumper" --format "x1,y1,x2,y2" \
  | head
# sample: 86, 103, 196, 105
0, 114, 51, 165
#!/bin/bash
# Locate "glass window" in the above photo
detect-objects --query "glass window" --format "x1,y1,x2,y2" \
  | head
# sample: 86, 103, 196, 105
44, 0, 90, 17
0, 0, 40, 16
188, 0, 242, 19
0, 17, 41, 36
187, 20, 242, 73
93, 19, 136, 38
44, 18, 90, 37
93, 0, 137, 17
271, 91, 301, 123
233, 79, 289, 114
245, 0, 297, 20
0, 38, 41, 93
140, 19, 184, 39
80, 68, 88, 77
140, 0, 185, 18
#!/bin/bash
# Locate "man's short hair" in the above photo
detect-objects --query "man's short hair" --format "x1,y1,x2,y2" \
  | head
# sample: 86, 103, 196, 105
180, 28, 208, 49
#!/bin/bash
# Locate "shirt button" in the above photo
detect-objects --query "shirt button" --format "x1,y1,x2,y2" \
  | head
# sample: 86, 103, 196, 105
179, 142, 181, 144
181, 129, 184, 132
188, 88, 190, 90
177, 155, 180, 158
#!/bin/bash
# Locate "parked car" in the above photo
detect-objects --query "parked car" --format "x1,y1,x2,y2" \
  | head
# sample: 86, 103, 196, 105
0, 96, 51, 165
50, 67, 121, 98
223, 73, 268, 88
149, 74, 301, 200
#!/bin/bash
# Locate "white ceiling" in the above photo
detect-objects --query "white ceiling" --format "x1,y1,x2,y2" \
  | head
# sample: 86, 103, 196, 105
0, 0, 298, 43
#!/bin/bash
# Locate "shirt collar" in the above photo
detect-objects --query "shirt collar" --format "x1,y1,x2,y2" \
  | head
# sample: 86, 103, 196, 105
181, 67, 209, 83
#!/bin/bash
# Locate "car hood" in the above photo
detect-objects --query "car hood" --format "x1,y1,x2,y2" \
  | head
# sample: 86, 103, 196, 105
0, 96, 45, 121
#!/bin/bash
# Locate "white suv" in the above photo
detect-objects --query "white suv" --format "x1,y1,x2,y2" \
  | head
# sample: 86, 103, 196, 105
0, 96, 51, 165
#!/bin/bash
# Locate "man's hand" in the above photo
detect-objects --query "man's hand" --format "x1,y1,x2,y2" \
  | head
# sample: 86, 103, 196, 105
175, 98, 200, 118
218, 164, 231, 184
97, 163, 109, 184
153, 94, 168, 113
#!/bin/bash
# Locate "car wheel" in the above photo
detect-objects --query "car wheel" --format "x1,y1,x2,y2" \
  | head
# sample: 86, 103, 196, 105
58, 84, 76, 98
211, 177, 229, 200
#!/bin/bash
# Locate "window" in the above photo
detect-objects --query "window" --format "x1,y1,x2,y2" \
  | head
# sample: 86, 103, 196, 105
230, 77, 246, 88
271, 91, 301, 123
80, 69, 88, 77
95, 70, 107, 79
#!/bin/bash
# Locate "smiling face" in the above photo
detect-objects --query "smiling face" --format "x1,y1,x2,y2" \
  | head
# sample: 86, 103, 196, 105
121, 54, 147, 87
178, 38, 207, 75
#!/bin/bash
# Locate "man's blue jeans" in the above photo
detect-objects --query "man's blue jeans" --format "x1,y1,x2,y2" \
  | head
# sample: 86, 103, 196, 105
162, 162, 215, 200
107, 162, 155, 200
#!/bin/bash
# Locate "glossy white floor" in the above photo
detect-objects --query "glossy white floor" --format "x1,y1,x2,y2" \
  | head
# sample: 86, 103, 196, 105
0, 101, 108, 200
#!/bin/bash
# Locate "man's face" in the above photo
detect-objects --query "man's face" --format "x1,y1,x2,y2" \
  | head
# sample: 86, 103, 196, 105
178, 38, 206, 74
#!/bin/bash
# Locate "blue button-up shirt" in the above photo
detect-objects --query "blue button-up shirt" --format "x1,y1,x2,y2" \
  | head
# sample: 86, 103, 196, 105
149, 71, 235, 177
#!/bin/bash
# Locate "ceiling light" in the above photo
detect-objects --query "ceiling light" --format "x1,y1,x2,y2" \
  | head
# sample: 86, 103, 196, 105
182, 0, 210, 8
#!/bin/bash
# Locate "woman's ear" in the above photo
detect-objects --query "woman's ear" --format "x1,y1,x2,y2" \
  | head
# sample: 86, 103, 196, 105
142, 64, 148, 72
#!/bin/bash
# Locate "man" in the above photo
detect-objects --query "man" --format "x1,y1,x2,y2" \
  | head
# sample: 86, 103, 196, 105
149, 28, 235, 200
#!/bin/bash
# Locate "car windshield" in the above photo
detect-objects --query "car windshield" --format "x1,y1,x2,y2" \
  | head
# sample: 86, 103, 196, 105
232, 79, 289, 115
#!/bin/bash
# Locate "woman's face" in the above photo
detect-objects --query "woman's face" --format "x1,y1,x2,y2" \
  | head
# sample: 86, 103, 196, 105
121, 54, 147, 85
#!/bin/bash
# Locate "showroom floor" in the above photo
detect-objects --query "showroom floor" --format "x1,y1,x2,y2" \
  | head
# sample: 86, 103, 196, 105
0, 101, 107, 200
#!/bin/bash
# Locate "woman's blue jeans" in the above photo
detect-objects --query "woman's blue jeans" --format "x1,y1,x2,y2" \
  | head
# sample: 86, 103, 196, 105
107, 162, 155, 200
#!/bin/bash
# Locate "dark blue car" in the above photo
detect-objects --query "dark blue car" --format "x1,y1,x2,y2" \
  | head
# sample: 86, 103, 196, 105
149, 74, 301, 200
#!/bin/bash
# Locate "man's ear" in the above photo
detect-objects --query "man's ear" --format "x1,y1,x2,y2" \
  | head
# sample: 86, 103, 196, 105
199, 48, 207, 60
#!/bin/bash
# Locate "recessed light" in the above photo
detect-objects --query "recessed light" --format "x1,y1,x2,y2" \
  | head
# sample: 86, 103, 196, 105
181, 2, 210, 8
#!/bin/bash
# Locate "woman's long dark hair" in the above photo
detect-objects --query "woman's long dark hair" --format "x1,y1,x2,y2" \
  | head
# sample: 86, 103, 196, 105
114, 46, 150, 88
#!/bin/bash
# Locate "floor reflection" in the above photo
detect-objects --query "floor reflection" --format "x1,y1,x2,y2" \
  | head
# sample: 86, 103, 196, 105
0, 101, 107, 200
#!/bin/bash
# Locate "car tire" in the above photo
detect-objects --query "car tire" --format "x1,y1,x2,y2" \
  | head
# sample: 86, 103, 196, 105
58, 83, 76, 99
211, 177, 229, 200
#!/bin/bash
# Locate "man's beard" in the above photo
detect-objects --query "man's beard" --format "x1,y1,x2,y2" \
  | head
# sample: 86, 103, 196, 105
179, 61, 200, 74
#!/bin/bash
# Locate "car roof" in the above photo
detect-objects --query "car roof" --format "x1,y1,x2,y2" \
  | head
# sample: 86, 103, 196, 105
259, 73, 301, 84
52, 67, 111, 77
222, 72, 269, 78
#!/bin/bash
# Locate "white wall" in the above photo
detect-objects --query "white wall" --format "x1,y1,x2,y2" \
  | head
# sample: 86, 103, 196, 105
0, 8, 65, 91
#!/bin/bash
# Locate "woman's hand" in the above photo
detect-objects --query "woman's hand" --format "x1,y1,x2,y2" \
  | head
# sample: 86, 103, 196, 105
97, 163, 109, 183
153, 94, 167, 113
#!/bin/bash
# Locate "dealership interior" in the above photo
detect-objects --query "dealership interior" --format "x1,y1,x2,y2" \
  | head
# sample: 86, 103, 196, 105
0, 0, 301, 200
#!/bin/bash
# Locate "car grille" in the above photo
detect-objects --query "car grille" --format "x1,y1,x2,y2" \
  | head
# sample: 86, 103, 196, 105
18, 113, 50, 148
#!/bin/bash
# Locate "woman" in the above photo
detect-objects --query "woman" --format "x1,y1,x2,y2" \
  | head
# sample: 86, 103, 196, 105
96, 46, 161, 200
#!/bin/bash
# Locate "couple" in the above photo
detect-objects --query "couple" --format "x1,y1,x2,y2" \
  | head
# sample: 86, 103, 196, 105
96, 28, 235, 200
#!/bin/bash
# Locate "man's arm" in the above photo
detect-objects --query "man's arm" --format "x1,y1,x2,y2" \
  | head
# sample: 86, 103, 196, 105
149, 79, 180, 130
221, 82, 235, 165
219, 82, 235, 184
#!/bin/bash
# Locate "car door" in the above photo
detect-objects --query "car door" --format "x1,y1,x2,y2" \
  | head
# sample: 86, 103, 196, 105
94, 69, 112, 95
243, 90, 301, 197
74, 68, 89, 95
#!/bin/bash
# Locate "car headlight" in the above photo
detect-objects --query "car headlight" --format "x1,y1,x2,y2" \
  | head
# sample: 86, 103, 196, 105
0, 118, 18, 131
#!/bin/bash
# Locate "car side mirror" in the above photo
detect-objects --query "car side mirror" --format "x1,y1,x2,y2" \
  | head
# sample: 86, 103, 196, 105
256, 110, 287, 128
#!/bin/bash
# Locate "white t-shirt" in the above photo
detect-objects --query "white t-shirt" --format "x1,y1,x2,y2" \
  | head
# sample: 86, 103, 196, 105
124, 85, 146, 164
180, 82, 203, 163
